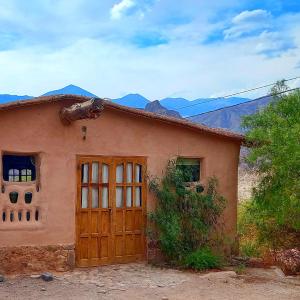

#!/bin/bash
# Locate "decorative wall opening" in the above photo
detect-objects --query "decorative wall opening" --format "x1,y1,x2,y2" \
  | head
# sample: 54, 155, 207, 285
0, 152, 42, 228
2, 154, 36, 182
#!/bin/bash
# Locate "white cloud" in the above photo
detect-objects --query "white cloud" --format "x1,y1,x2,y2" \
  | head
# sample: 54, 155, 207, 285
224, 9, 272, 40
0, 1, 299, 100
110, 0, 136, 20
0, 36, 299, 100
232, 9, 270, 24
255, 31, 296, 57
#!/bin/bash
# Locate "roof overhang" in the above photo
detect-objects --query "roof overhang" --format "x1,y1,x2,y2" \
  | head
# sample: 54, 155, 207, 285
0, 94, 245, 144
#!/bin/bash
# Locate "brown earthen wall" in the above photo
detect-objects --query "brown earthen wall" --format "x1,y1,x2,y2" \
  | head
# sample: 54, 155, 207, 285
0, 100, 241, 272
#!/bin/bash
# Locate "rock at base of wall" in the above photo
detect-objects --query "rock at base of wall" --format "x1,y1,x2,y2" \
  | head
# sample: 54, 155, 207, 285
0, 244, 75, 275
276, 248, 300, 276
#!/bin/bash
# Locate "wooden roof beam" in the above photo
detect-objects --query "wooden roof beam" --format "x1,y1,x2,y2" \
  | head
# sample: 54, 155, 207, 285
60, 97, 104, 125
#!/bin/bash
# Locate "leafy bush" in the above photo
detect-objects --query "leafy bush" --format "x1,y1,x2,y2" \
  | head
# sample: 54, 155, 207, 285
242, 87, 300, 250
148, 160, 226, 265
240, 241, 261, 258
182, 248, 221, 270
238, 201, 263, 257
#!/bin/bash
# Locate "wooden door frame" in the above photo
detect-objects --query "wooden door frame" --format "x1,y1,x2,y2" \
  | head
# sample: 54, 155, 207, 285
75, 155, 148, 267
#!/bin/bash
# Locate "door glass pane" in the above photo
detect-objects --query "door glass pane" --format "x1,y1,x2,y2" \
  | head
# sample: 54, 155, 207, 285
126, 163, 133, 183
126, 187, 132, 207
102, 186, 108, 208
116, 164, 123, 183
135, 164, 142, 183
92, 187, 99, 208
135, 187, 142, 207
82, 163, 89, 183
102, 164, 109, 183
92, 162, 99, 183
116, 187, 123, 208
81, 187, 88, 208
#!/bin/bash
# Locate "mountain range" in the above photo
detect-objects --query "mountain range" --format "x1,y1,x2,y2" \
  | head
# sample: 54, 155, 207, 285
0, 84, 274, 132
0, 84, 252, 116
188, 95, 273, 132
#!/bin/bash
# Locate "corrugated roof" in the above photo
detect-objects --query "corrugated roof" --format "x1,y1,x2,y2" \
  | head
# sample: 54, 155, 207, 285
0, 94, 244, 142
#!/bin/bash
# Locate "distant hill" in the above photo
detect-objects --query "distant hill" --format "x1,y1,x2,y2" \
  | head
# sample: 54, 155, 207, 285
0, 94, 33, 104
145, 100, 181, 118
1, 85, 266, 126
112, 93, 150, 109
161, 97, 252, 117
42, 84, 97, 97
188, 95, 273, 132
160, 97, 190, 109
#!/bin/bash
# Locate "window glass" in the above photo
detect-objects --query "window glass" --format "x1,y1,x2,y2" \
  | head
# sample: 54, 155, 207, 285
116, 164, 123, 183
126, 187, 132, 207
81, 187, 88, 208
135, 187, 142, 207
3, 155, 36, 182
116, 187, 123, 208
21, 169, 32, 182
92, 187, 99, 208
126, 163, 133, 183
102, 164, 109, 183
81, 163, 89, 183
135, 164, 142, 183
102, 186, 108, 208
176, 158, 200, 182
92, 162, 99, 183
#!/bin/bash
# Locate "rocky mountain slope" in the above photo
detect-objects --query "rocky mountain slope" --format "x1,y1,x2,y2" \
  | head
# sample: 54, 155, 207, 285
144, 100, 181, 118
189, 95, 273, 132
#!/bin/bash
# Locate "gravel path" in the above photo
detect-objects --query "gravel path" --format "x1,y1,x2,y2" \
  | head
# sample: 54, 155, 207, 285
1, 263, 300, 300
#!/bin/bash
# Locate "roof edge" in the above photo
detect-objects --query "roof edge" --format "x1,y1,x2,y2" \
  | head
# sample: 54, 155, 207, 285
0, 94, 245, 143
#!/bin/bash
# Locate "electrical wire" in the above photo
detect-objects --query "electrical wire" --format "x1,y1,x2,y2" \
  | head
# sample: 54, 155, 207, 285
186, 87, 300, 119
174, 76, 300, 111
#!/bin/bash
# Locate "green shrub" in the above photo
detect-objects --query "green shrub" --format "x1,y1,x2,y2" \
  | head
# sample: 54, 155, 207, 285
182, 248, 222, 270
148, 160, 226, 265
238, 201, 262, 257
242, 88, 300, 250
240, 241, 261, 257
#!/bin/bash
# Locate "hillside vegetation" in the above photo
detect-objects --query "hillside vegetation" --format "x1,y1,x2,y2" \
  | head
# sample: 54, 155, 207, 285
239, 86, 300, 253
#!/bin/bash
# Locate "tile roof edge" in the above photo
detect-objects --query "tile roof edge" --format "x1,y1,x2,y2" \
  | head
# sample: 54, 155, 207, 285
0, 94, 245, 142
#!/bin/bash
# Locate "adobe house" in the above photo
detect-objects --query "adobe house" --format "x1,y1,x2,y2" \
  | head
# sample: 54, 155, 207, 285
0, 95, 244, 273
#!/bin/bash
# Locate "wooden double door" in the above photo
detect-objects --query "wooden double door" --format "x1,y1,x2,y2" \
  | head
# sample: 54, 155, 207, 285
76, 156, 147, 267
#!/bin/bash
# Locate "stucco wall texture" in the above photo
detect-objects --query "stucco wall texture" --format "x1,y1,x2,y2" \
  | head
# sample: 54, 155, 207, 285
0, 100, 241, 252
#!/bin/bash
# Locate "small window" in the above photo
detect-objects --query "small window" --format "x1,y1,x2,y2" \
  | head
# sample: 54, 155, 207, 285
3, 154, 36, 182
176, 158, 201, 182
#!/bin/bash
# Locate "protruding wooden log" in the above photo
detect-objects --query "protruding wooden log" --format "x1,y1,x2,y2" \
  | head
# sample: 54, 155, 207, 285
60, 98, 104, 125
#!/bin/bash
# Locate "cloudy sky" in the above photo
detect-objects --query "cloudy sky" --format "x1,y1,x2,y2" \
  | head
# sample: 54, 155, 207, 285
0, 0, 300, 100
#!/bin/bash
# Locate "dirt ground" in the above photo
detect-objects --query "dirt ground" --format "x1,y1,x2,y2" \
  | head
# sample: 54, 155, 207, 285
1, 263, 300, 300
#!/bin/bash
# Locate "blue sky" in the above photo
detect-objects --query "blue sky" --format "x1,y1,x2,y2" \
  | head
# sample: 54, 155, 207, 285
0, 0, 300, 99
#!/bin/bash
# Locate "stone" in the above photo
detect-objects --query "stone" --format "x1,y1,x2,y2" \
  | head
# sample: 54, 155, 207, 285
0, 245, 75, 275
201, 271, 237, 281
0, 274, 5, 282
67, 251, 75, 268
30, 274, 41, 279
41, 272, 54, 282
41, 287, 46, 291
276, 248, 300, 276
162, 297, 169, 300
96, 283, 105, 287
